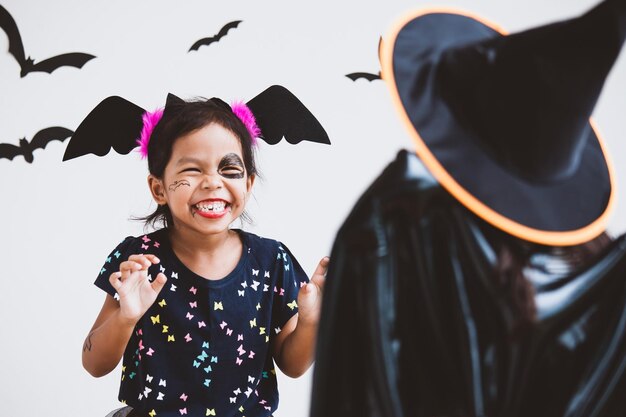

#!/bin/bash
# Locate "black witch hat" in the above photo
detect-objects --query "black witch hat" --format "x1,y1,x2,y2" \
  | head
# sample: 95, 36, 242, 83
381, 0, 626, 245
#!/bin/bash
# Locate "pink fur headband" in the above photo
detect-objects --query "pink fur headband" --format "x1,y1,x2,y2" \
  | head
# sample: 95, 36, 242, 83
137, 108, 163, 159
231, 101, 261, 146
136, 101, 261, 159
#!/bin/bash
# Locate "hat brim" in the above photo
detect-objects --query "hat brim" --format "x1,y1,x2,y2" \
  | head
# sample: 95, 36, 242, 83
381, 8, 615, 246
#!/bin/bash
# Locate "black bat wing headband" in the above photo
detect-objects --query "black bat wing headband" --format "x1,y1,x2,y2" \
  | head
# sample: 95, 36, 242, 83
62, 85, 329, 161
246, 85, 330, 145
62, 96, 145, 160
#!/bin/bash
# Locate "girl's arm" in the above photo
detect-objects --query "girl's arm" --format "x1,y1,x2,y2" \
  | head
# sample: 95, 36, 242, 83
82, 254, 167, 377
272, 257, 328, 378
82, 295, 138, 377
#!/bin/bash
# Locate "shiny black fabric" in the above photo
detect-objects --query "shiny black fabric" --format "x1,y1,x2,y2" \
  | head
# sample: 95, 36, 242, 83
310, 150, 626, 417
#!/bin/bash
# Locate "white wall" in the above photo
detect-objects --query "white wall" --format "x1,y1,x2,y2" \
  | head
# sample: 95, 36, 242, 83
0, 0, 624, 416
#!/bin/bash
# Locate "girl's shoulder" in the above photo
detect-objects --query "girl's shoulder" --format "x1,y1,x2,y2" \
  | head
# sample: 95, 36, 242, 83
96, 229, 169, 297
238, 229, 298, 255
236, 229, 300, 265
106, 229, 168, 258
238, 230, 280, 261
238, 229, 281, 250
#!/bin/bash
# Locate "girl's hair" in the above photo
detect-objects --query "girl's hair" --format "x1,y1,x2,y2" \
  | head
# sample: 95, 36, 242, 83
139, 98, 258, 230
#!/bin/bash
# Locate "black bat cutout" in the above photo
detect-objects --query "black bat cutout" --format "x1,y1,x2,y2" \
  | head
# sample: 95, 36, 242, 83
188, 20, 242, 52
346, 37, 384, 82
0, 127, 73, 163
345, 72, 381, 82
247, 85, 330, 145
63, 96, 145, 161
0, 5, 96, 77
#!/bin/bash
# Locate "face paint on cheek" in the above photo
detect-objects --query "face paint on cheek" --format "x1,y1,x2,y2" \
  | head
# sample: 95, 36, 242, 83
168, 180, 191, 191
218, 153, 245, 179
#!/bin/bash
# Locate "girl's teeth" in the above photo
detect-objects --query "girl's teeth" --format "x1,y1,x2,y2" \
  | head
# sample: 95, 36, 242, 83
197, 202, 226, 212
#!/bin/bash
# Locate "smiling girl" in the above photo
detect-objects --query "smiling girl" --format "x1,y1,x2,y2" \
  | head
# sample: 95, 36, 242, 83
81, 93, 328, 417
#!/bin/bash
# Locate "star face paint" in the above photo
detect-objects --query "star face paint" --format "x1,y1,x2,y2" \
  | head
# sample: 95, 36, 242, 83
168, 180, 191, 191
218, 153, 245, 179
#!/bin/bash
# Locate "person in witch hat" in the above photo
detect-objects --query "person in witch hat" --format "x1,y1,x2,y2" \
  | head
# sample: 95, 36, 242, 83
310, 0, 626, 416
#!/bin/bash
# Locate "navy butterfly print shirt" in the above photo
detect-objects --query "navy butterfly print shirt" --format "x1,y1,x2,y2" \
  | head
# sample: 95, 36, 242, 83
94, 228, 308, 417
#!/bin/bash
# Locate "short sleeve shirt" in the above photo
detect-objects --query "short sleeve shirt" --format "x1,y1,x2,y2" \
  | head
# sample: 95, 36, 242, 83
94, 229, 309, 417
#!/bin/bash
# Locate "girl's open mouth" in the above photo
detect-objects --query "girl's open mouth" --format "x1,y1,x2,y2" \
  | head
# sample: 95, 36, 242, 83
193, 200, 230, 218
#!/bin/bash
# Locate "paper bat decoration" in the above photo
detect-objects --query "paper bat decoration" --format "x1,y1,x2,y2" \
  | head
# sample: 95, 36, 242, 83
0, 127, 73, 163
188, 20, 242, 52
63, 85, 329, 161
345, 72, 381, 81
346, 37, 384, 82
0, 5, 95, 77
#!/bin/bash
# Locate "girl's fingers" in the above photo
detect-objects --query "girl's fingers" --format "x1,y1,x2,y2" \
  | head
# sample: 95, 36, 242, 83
310, 257, 329, 290
119, 261, 142, 283
117, 254, 160, 286
119, 260, 144, 273
151, 273, 168, 294
311, 273, 326, 292
143, 254, 161, 264
111, 254, 162, 293
120, 254, 158, 276
109, 271, 123, 290
127, 254, 159, 268
312, 257, 329, 276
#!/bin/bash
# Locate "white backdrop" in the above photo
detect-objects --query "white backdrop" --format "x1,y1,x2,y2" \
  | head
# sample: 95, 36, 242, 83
0, 0, 624, 416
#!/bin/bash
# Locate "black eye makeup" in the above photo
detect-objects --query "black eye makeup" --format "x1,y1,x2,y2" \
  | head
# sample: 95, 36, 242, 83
218, 153, 245, 179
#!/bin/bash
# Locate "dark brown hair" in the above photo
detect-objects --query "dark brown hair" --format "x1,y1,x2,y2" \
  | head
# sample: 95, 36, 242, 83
486, 226, 612, 333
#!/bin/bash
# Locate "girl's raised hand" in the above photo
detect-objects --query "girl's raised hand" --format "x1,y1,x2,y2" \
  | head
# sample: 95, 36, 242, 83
296, 256, 329, 326
108, 254, 167, 325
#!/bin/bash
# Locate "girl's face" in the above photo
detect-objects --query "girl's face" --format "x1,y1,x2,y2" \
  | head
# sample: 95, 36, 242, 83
149, 123, 254, 237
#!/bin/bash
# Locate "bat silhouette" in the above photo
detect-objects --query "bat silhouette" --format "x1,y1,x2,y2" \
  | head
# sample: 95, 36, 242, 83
188, 20, 242, 52
63, 85, 329, 162
346, 37, 384, 82
0, 5, 96, 77
0, 127, 73, 163
345, 72, 381, 81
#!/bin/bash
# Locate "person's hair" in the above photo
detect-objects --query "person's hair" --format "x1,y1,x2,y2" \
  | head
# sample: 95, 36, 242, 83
481, 223, 613, 335
138, 97, 258, 230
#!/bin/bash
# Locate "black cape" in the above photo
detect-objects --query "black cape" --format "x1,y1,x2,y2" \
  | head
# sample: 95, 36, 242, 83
310, 150, 626, 417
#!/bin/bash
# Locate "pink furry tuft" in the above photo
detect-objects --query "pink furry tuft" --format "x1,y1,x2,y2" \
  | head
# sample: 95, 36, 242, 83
137, 108, 164, 159
231, 101, 261, 145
